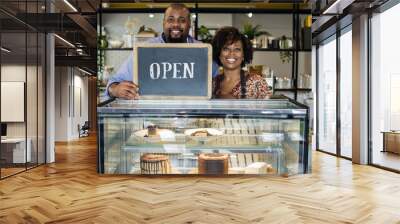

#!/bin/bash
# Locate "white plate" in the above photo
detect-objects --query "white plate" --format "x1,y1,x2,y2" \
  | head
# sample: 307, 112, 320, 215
259, 132, 284, 142
133, 129, 175, 143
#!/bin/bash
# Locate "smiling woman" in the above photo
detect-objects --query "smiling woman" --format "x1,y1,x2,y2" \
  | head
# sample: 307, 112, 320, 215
211, 26, 271, 99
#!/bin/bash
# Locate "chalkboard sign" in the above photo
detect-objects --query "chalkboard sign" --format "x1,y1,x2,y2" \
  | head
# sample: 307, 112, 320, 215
133, 43, 212, 100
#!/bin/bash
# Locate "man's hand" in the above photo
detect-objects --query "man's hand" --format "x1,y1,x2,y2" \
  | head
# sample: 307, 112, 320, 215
108, 81, 139, 100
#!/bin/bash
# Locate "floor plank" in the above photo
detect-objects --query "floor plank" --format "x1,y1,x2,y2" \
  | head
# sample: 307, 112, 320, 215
0, 135, 399, 224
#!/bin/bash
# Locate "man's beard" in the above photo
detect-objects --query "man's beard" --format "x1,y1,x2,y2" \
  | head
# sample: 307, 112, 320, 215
165, 29, 187, 43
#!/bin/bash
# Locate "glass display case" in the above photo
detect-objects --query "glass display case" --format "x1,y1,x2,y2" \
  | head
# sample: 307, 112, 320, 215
97, 98, 310, 176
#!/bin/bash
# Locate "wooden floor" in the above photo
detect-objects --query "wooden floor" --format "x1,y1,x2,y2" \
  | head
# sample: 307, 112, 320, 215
0, 167, 26, 178
1, 135, 400, 224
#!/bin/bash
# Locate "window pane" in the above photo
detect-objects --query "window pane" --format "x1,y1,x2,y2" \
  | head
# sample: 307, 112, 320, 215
318, 37, 337, 154
1, 31, 27, 178
27, 31, 38, 169
371, 3, 400, 171
340, 29, 352, 158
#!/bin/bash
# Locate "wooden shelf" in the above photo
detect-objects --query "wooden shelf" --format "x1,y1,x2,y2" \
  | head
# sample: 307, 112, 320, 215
100, 48, 312, 52
274, 88, 312, 91
274, 88, 296, 91
297, 88, 312, 91
254, 48, 311, 52
100, 48, 133, 51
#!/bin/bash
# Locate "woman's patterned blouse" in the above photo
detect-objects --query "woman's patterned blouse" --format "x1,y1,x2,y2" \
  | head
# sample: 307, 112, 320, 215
212, 72, 271, 99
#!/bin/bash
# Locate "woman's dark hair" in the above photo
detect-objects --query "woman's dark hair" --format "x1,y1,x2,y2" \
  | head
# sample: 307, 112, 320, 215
212, 26, 253, 67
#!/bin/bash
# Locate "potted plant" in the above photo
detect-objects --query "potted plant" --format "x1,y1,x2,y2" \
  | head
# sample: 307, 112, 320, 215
242, 22, 270, 48
197, 25, 213, 43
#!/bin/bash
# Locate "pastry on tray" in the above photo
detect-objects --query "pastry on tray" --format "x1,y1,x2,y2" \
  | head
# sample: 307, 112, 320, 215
184, 128, 223, 143
191, 130, 211, 137
184, 128, 223, 137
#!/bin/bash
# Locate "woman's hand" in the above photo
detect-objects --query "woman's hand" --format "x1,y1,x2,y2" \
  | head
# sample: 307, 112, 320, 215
108, 81, 139, 100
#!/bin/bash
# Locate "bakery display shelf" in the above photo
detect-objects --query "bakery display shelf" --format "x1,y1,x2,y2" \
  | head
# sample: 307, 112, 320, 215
254, 48, 311, 52
122, 144, 284, 154
125, 133, 303, 146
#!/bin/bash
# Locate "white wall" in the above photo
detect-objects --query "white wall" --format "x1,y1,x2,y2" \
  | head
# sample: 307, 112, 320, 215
73, 73, 89, 138
55, 67, 89, 141
1, 82, 25, 122
233, 14, 292, 38
102, 13, 165, 40
1, 63, 46, 164
1, 65, 26, 82
1, 65, 41, 137
232, 14, 310, 78
55, 67, 69, 141
1, 65, 26, 138
198, 13, 233, 28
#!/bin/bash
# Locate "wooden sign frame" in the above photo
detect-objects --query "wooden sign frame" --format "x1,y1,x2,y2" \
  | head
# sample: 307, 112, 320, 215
133, 43, 212, 100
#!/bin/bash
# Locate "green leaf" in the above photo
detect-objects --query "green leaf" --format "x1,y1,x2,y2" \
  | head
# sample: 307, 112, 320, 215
242, 22, 271, 39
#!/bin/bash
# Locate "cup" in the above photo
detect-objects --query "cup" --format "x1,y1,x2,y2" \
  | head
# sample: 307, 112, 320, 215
303, 74, 311, 88
276, 77, 283, 89
259, 35, 269, 48
283, 77, 292, 89
298, 74, 304, 88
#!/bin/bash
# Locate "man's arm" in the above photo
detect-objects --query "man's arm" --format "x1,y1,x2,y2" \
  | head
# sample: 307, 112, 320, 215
105, 54, 137, 99
108, 81, 139, 100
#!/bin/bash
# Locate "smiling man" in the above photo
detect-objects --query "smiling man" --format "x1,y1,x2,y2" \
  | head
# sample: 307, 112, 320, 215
163, 4, 191, 43
106, 3, 217, 100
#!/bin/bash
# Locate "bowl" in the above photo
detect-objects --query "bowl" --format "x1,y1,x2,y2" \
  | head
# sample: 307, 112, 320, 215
108, 39, 124, 48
